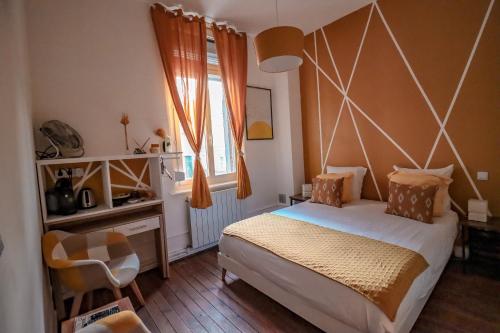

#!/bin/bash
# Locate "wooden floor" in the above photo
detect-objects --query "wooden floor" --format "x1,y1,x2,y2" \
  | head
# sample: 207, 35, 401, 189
87, 248, 500, 333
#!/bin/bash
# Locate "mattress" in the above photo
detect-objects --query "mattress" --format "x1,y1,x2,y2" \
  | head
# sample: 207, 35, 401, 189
219, 199, 458, 333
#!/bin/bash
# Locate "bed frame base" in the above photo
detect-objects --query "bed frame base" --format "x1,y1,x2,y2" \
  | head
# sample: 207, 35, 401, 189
218, 252, 439, 333
218, 252, 362, 333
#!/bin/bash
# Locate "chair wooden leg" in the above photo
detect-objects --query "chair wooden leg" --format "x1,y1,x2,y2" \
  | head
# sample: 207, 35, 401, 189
112, 287, 122, 300
222, 268, 227, 283
70, 292, 84, 318
130, 280, 145, 306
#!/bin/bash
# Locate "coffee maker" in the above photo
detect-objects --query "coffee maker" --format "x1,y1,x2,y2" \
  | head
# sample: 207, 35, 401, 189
54, 169, 77, 215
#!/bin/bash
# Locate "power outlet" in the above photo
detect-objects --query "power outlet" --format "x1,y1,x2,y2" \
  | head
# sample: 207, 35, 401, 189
278, 193, 287, 204
477, 171, 488, 181
56, 168, 85, 178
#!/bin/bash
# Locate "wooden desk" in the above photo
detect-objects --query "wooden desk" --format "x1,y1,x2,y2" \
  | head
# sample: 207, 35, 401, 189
47, 203, 168, 320
47, 203, 169, 279
61, 297, 134, 333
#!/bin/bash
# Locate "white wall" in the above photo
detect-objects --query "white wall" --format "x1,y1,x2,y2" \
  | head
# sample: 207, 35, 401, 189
0, 0, 53, 332
245, 38, 281, 214
27, 0, 169, 155
26, 0, 304, 259
272, 69, 304, 200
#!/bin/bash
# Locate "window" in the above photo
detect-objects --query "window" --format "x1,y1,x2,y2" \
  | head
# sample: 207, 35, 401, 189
174, 40, 236, 183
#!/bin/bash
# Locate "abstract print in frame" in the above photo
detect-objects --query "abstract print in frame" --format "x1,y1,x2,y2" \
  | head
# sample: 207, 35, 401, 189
245, 86, 273, 140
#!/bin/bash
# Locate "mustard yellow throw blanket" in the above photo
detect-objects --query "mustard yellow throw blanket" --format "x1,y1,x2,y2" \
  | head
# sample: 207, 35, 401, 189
223, 213, 429, 320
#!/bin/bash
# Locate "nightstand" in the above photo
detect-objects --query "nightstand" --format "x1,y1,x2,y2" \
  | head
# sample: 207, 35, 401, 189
461, 217, 500, 275
289, 194, 309, 206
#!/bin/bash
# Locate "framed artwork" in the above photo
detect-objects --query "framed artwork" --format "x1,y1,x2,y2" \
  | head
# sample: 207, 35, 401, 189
245, 85, 273, 140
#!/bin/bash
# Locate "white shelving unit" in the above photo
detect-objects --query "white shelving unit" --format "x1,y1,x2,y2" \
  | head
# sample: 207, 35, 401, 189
37, 153, 184, 318
36, 153, 179, 225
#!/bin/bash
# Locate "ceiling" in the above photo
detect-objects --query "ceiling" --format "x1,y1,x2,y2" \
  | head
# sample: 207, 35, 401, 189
158, 0, 371, 35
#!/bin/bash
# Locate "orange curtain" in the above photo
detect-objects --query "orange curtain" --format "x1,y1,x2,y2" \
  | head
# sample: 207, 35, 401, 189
212, 24, 252, 199
151, 5, 212, 208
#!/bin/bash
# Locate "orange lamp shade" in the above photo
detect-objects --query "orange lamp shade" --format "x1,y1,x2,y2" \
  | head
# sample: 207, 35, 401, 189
254, 26, 304, 73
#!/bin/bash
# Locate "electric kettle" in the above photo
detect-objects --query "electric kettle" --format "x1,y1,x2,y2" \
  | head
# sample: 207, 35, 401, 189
78, 188, 97, 209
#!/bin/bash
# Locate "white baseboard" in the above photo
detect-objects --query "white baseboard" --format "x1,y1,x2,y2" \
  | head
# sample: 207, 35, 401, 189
168, 243, 218, 262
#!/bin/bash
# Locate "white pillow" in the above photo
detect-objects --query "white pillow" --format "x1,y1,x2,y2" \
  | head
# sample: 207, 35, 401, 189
393, 164, 454, 178
393, 164, 454, 211
326, 166, 367, 200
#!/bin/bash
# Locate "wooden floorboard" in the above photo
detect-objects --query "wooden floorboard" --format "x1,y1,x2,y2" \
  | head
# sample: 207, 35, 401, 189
88, 248, 500, 333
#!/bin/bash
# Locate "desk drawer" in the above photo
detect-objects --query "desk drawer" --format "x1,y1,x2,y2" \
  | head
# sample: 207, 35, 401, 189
114, 217, 160, 236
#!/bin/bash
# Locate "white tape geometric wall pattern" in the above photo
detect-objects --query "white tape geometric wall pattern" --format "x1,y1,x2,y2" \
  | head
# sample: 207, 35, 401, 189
301, 0, 496, 216
109, 159, 152, 192
44, 163, 103, 198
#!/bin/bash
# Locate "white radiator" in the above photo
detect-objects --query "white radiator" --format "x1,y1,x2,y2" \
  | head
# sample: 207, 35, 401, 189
188, 188, 246, 249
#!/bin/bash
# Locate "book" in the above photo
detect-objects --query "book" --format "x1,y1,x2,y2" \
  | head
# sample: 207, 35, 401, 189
74, 304, 120, 330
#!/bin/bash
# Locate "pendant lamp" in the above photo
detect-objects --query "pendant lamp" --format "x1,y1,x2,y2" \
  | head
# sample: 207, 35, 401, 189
254, 0, 304, 73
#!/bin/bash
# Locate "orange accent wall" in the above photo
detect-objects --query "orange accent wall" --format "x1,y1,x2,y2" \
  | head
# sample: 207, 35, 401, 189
109, 159, 151, 196
300, 0, 499, 215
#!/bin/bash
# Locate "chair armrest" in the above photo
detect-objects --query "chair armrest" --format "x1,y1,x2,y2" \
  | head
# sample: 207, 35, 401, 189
87, 231, 129, 247
51, 258, 121, 287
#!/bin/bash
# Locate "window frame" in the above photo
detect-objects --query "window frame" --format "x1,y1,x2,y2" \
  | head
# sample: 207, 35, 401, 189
171, 61, 237, 190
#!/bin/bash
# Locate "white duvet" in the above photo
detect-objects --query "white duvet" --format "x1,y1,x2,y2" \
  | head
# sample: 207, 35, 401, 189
219, 200, 458, 333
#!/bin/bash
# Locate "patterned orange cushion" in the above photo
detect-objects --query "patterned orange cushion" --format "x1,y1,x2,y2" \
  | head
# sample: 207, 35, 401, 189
385, 182, 438, 224
310, 177, 343, 208
317, 172, 354, 203
387, 171, 452, 217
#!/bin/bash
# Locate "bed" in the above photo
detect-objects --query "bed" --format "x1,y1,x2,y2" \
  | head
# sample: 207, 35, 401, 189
218, 199, 458, 333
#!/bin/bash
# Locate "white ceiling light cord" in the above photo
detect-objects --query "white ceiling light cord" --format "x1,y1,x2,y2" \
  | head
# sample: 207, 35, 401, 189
275, 0, 279, 26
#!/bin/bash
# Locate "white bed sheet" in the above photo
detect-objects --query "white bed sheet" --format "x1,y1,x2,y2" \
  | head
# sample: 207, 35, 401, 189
219, 200, 458, 333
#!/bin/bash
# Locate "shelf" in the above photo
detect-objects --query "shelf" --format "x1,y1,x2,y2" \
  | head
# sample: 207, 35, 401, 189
36, 153, 162, 166
45, 199, 163, 225
36, 153, 184, 166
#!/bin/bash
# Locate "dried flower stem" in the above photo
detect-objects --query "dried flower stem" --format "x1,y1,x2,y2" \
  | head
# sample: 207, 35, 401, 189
120, 113, 130, 151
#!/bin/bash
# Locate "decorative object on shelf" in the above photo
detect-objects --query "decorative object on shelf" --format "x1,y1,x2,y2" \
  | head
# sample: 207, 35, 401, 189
246, 86, 273, 140
143, 190, 156, 200
154, 128, 171, 153
163, 136, 171, 152
120, 113, 130, 152
133, 138, 150, 154
154, 128, 165, 138
150, 143, 160, 154
37, 120, 85, 159
254, 0, 304, 73
468, 199, 488, 222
